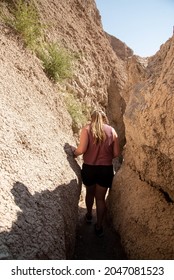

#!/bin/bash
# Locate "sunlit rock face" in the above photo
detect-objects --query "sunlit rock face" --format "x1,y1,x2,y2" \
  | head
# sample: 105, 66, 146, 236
105, 32, 133, 61
109, 36, 174, 259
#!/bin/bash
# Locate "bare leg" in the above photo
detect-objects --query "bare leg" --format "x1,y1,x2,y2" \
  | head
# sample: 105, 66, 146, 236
95, 184, 108, 228
85, 184, 96, 216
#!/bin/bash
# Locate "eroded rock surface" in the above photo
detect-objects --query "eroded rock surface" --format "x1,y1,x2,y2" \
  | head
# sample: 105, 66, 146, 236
0, 24, 82, 259
109, 36, 174, 259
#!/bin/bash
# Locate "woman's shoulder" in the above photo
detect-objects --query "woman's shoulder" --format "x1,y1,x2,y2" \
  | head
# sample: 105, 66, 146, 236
103, 123, 113, 130
104, 124, 117, 136
81, 124, 90, 133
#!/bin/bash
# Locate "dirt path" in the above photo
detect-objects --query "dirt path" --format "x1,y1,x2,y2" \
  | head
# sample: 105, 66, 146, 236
73, 186, 127, 260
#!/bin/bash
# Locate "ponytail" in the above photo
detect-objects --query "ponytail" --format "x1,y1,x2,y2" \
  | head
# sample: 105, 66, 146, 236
90, 110, 108, 144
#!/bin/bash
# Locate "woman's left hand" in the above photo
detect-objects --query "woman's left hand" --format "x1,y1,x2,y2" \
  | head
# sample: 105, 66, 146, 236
71, 146, 77, 157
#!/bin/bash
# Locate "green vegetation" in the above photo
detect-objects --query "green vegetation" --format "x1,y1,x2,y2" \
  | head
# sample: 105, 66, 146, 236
37, 43, 73, 82
65, 93, 89, 133
6, 0, 42, 50
1, 0, 86, 134
2, 0, 74, 82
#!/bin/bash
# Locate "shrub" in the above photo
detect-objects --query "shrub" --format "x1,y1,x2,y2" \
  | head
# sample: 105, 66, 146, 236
9, 0, 42, 50
2, 0, 74, 82
65, 93, 88, 134
37, 42, 73, 82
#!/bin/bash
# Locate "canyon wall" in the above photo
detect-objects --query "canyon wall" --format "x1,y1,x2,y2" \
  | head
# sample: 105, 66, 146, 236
105, 32, 133, 61
109, 37, 174, 259
0, 23, 82, 259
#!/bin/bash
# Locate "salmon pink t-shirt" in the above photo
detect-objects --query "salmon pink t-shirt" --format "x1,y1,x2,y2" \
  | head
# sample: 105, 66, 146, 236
83, 124, 114, 165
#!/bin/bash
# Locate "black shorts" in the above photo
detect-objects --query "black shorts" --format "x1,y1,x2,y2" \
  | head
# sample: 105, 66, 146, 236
81, 163, 114, 188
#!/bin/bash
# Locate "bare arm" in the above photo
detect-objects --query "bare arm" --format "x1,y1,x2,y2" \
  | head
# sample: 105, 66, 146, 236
73, 127, 88, 156
112, 128, 120, 158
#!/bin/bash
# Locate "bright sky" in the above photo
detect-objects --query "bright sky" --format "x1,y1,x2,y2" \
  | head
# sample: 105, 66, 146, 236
95, 0, 174, 57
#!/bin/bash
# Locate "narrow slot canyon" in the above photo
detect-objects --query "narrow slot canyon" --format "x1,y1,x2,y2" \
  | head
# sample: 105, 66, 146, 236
0, 0, 174, 261
73, 185, 127, 260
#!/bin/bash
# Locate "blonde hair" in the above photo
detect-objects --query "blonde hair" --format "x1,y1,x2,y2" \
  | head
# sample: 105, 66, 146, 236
90, 110, 108, 144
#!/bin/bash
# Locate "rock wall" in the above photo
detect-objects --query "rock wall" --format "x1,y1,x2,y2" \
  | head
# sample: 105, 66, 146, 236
0, 24, 82, 259
105, 32, 133, 61
109, 36, 174, 259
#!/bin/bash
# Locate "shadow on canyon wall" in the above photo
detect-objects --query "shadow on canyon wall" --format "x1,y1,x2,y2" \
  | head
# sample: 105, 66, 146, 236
0, 143, 126, 260
0, 143, 82, 259
0, 179, 79, 259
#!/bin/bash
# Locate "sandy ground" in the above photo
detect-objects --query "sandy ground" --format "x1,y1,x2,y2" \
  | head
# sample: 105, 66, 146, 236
73, 186, 127, 260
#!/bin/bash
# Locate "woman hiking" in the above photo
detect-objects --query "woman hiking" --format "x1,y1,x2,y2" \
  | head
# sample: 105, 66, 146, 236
71, 109, 119, 237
